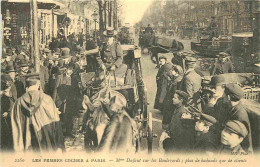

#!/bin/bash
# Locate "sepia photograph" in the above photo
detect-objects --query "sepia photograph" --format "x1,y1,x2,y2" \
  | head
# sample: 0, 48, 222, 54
0, 0, 260, 166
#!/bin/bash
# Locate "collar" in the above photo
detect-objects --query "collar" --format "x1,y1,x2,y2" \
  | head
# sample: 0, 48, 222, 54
26, 85, 39, 92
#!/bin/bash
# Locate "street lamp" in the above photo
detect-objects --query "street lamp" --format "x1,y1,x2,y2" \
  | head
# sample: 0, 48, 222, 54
91, 11, 98, 41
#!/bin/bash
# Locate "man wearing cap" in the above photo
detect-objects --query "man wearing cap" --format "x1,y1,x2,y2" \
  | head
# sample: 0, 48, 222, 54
225, 83, 252, 153
1, 74, 16, 150
211, 52, 234, 75
52, 63, 80, 137
15, 59, 30, 98
180, 56, 202, 109
42, 48, 52, 60
97, 27, 127, 81
219, 120, 248, 155
193, 113, 219, 154
11, 73, 64, 152
163, 90, 196, 153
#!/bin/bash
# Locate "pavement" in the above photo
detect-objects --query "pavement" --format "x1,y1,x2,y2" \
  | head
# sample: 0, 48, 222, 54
138, 36, 193, 153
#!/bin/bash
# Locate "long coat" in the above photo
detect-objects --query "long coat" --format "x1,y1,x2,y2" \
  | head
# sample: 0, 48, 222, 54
1, 90, 16, 150
154, 62, 174, 111
193, 130, 219, 154
203, 94, 232, 140
168, 105, 196, 152
98, 41, 124, 69
15, 73, 26, 98
180, 69, 202, 109
11, 90, 64, 152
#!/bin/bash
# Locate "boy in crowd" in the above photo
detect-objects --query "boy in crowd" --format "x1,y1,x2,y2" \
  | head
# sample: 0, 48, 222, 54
219, 120, 248, 155
163, 90, 196, 153
193, 113, 219, 155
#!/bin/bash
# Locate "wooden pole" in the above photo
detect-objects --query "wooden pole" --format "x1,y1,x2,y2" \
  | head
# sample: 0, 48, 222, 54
30, 0, 40, 72
254, 0, 260, 63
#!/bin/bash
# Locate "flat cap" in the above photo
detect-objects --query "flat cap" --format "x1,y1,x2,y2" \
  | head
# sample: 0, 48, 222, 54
225, 120, 248, 138
158, 54, 167, 60
199, 113, 217, 125
209, 74, 226, 86
24, 72, 40, 81
225, 83, 244, 100
185, 56, 197, 63
175, 90, 189, 102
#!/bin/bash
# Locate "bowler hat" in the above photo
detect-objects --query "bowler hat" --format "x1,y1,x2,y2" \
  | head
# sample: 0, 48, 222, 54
103, 27, 117, 37
17, 59, 29, 67
224, 120, 248, 138
175, 90, 189, 102
61, 48, 71, 58
225, 83, 244, 100
54, 48, 61, 54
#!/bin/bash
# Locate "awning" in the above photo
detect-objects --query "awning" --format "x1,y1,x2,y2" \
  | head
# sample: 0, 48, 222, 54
232, 32, 253, 38
53, 8, 69, 16
3, 0, 65, 9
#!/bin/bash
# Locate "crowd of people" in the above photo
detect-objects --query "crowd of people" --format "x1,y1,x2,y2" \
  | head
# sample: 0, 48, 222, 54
1, 23, 259, 155
1, 26, 128, 152
155, 50, 258, 155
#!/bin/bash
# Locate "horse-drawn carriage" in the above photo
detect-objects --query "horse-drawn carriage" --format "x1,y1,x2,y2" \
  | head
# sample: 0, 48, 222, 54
179, 21, 195, 40
79, 44, 156, 153
191, 35, 232, 57
117, 26, 135, 45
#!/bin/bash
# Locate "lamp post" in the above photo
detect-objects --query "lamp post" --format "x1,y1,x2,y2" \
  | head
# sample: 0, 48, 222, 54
91, 11, 98, 42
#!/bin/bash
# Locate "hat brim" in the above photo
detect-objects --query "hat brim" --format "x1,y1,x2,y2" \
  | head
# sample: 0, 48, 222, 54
19, 64, 29, 67
5, 70, 16, 72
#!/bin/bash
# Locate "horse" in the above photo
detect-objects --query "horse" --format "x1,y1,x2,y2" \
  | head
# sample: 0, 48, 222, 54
97, 95, 138, 153
82, 86, 138, 153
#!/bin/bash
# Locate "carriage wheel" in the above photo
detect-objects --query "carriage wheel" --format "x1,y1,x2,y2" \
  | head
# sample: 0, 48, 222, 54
147, 112, 153, 153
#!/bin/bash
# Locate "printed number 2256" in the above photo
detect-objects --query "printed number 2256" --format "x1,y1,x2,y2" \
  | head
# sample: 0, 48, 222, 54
15, 158, 25, 162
